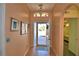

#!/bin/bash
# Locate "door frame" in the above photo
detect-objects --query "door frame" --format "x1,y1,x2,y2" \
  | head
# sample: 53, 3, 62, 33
36, 22, 48, 46
63, 18, 79, 56
0, 4, 6, 56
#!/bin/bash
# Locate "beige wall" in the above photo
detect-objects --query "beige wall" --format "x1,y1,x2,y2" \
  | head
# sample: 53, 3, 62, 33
50, 4, 69, 56
5, 4, 31, 56
50, 14, 64, 55
64, 5, 79, 18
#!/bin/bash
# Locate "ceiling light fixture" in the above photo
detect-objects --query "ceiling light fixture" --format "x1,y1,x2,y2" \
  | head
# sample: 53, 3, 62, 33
33, 4, 48, 17
38, 4, 43, 16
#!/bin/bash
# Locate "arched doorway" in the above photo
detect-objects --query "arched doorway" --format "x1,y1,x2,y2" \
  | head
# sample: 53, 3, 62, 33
63, 4, 79, 56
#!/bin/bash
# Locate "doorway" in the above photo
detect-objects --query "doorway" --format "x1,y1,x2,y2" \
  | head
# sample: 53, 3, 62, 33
37, 23, 47, 46
63, 5, 79, 56
33, 22, 50, 56
63, 18, 77, 56
34, 22, 49, 47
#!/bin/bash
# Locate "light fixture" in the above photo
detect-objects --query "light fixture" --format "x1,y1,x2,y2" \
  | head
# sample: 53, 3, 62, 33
33, 4, 48, 17
66, 23, 70, 27
38, 4, 43, 16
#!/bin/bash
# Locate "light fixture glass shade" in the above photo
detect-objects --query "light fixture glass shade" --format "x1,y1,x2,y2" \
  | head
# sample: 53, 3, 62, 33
33, 12, 48, 17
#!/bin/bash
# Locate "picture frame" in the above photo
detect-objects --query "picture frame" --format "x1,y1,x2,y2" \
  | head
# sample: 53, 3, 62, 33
11, 18, 19, 31
20, 21, 25, 35
20, 21, 28, 35
25, 23, 28, 34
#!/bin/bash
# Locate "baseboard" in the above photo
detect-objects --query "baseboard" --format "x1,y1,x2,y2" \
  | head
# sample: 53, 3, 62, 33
68, 49, 76, 56
50, 46, 56, 56
24, 45, 33, 56
24, 47, 30, 56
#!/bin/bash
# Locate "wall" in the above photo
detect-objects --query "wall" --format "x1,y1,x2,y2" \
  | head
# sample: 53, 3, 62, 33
64, 19, 70, 38
50, 4, 69, 56
0, 3, 6, 56
51, 14, 64, 55
69, 18, 77, 54
64, 18, 77, 55
5, 4, 31, 56
64, 5, 79, 18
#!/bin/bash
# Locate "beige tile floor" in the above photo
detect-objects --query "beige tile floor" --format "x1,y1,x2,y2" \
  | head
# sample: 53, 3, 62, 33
27, 47, 49, 56
26, 46, 50, 56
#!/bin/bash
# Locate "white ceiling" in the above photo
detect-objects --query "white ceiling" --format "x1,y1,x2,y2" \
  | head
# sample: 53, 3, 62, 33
27, 3, 55, 12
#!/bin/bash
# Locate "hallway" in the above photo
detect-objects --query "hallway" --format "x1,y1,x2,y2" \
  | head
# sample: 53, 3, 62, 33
0, 3, 79, 56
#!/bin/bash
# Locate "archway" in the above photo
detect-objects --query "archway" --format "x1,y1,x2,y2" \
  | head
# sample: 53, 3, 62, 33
63, 4, 79, 56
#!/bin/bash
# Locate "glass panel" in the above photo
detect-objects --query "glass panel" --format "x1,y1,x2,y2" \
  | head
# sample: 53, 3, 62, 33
38, 23, 47, 45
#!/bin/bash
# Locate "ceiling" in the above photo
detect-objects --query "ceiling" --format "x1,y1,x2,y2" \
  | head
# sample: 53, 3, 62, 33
27, 3, 55, 12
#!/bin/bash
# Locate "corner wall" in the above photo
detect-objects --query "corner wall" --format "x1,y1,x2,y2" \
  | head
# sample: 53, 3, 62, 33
0, 3, 6, 56
50, 4, 68, 56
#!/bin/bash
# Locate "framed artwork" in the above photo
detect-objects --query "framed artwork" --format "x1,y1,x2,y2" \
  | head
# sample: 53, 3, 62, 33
11, 18, 19, 31
25, 24, 28, 34
20, 21, 28, 35
20, 21, 25, 35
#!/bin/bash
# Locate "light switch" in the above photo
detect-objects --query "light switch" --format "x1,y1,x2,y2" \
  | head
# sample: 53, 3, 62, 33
6, 37, 10, 43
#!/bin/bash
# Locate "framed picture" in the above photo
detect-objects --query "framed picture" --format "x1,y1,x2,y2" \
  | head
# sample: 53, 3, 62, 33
20, 22, 25, 35
11, 18, 19, 31
25, 24, 28, 34
20, 21, 28, 35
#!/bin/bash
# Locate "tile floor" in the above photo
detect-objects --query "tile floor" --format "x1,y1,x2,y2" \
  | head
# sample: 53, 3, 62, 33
26, 46, 49, 56
26, 41, 76, 56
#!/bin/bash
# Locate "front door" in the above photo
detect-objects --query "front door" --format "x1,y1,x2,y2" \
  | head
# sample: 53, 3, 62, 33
37, 22, 47, 46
